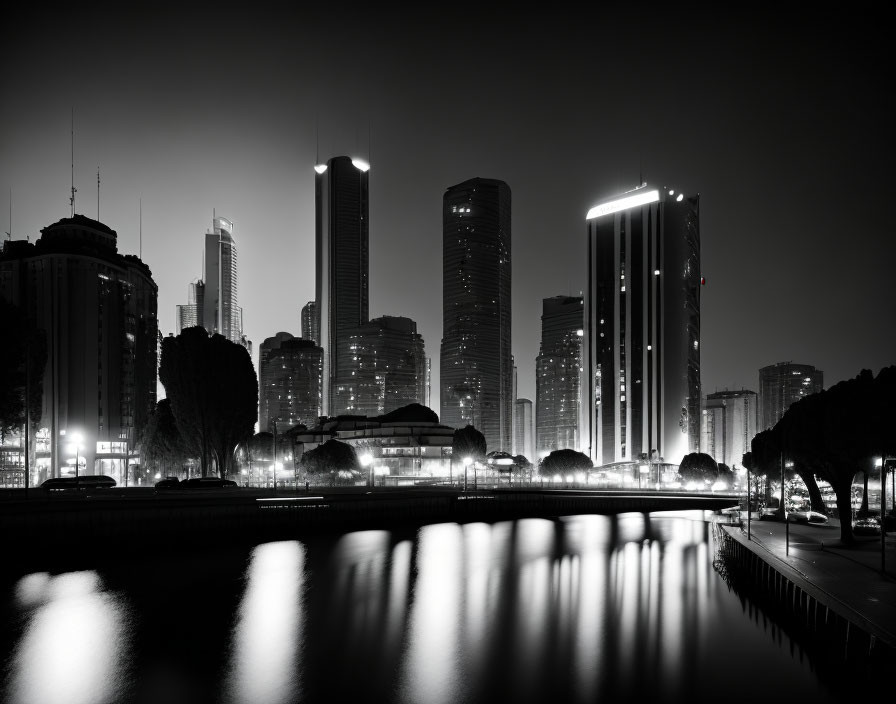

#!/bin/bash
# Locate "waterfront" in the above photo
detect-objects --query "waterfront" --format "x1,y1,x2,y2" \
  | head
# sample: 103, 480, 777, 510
1, 511, 858, 704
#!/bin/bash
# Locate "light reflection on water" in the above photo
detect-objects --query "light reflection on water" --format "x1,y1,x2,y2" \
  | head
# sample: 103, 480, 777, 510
1, 512, 841, 704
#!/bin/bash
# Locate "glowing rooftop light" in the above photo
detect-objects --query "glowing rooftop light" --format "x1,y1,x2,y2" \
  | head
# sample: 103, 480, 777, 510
586, 189, 660, 219
576, 329, 584, 337
351, 158, 370, 172
314, 164, 328, 174
676, 193, 684, 202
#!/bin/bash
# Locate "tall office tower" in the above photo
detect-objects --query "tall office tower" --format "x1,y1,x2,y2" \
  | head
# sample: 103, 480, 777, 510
315, 155, 370, 416
700, 389, 758, 469
440, 178, 512, 452
425, 357, 431, 409
536, 295, 583, 455
582, 183, 701, 467
347, 316, 426, 417
176, 281, 204, 333
258, 332, 323, 433
203, 216, 246, 345
0, 215, 158, 484
758, 362, 823, 430
514, 398, 535, 461
301, 300, 318, 344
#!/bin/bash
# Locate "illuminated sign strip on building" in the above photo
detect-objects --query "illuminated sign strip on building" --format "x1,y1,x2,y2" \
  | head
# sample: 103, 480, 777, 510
585, 190, 660, 220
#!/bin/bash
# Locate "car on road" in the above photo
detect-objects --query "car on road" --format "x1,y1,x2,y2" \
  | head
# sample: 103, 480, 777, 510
853, 516, 882, 536
787, 509, 829, 524
41, 475, 117, 492
759, 506, 784, 521
181, 477, 238, 489
154, 477, 182, 490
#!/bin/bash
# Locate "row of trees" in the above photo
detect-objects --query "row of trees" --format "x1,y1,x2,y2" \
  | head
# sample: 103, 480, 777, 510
746, 366, 895, 544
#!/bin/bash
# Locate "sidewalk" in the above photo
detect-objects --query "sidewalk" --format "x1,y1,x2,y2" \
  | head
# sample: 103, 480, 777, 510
722, 513, 896, 649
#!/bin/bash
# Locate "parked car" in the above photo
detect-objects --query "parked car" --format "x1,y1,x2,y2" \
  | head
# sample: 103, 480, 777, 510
41, 475, 117, 492
759, 506, 784, 521
853, 516, 882, 536
154, 477, 182, 490
181, 477, 238, 489
788, 509, 828, 524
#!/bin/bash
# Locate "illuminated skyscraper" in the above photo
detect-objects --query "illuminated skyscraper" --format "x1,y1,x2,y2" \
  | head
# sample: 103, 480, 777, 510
536, 295, 583, 456
514, 398, 534, 461
301, 300, 318, 345
440, 177, 512, 452
701, 389, 758, 469
758, 362, 823, 430
582, 183, 701, 467
0, 215, 158, 484
258, 332, 322, 433
315, 156, 370, 416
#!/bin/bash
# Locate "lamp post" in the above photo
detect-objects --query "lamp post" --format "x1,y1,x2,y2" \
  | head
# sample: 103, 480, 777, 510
70, 432, 83, 479
463, 456, 472, 492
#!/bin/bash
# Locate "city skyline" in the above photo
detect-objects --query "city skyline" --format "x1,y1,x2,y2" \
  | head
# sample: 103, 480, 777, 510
2, 5, 892, 416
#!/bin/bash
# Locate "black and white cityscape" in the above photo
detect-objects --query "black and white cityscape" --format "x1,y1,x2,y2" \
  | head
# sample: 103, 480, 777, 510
0, 5, 894, 704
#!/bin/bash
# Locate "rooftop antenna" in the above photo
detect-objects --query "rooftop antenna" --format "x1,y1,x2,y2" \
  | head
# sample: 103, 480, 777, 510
97, 167, 100, 221
69, 108, 77, 217
315, 113, 319, 164
139, 197, 142, 259
5, 189, 11, 240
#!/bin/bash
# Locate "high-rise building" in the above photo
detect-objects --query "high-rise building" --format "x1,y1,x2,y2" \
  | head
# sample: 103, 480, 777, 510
176, 216, 250, 351
536, 295, 583, 455
0, 215, 158, 484
176, 280, 204, 333
315, 156, 370, 416
758, 362, 823, 430
301, 300, 318, 345
346, 316, 426, 417
700, 389, 758, 469
582, 183, 701, 467
440, 177, 512, 452
514, 398, 535, 461
258, 332, 323, 433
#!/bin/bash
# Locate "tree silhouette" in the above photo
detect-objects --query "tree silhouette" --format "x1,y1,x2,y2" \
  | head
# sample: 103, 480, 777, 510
141, 399, 192, 478
679, 452, 718, 486
452, 425, 487, 465
159, 327, 257, 477
540, 448, 593, 475
300, 438, 360, 481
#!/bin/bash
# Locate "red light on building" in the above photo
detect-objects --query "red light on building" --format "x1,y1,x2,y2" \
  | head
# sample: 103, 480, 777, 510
701, 277, 706, 285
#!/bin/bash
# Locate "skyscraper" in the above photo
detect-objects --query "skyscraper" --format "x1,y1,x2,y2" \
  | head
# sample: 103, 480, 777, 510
346, 316, 426, 417
582, 183, 701, 467
0, 215, 158, 484
176, 216, 249, 351
440, 177, 512, 452
301, 300, 318, 345
315, 156, 370, 416
514, 398, 535, 461
258, 332, 322, 433
701, 389, 758, 469
536, 295, 583, 455
758, 362, 823, 430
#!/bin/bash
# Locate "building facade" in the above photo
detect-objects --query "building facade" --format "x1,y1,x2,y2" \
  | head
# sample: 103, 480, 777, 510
258, 332, 323, 433
513, 398, 535, 461
315, 156, 370, 416
440, 177, 512, 452
0, 215, 158, 484
758, 361, 823, 430
176, 216, 250, 351
582, 183, 701, 468
700, 389, 758, 469
536, 295, 583, 456
301, 300, 318, 345
346, 316, 426, 417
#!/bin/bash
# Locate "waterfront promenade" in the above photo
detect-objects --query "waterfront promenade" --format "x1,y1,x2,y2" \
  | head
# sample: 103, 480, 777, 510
721, 513, 896, 656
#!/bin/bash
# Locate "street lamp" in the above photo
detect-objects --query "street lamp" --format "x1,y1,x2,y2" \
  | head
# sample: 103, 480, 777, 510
360, 453, 373, 488
463, 456, 472, 492
70, 432, 84, 479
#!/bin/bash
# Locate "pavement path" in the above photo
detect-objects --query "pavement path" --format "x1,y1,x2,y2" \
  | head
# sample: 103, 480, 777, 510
722, 512, 896, 649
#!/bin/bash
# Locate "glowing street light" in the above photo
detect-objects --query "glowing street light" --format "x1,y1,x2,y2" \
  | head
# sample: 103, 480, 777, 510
360, 453, 373, 487
69, 432, 84, 479
462, 456, 472, 492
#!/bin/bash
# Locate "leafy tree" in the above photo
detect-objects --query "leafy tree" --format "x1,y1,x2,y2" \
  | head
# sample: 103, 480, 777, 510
776, 367, 896, 544
679, 452, 718, 486
159, 327, 258, 478
376, 403, 439, 424
540, 448, 593, 475
141, 399, 193, 478
452, 425, 487, 466
300, 439, 360, 481
717, 463, 735, 488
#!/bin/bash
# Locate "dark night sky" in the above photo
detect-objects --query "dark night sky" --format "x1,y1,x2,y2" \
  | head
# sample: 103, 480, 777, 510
3, 3, 893, 412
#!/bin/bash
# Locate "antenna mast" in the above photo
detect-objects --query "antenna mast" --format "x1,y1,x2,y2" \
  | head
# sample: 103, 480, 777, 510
139, 198, 143, 259
5, 189, 11, 240
97, 167, 100, 220
70, 108, 77, 217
